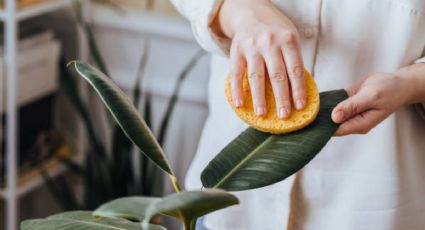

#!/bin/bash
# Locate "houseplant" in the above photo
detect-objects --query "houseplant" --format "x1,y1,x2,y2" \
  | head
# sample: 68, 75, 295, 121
21, 61, 348, 229
42, 0, 206, 210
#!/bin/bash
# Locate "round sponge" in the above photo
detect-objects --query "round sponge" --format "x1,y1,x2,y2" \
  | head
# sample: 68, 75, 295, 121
225, 69, 320, 134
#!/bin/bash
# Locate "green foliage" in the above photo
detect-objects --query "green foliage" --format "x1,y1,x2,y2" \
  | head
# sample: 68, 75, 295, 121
201, 90, 348, 191
93, 189, 238, 228
72, 60, 175, 176
21, 211, 165, 230
28, 58, 346, 230
95, 197, 160, 221
44, 1, 206, 210
142, 189, 238, 227
29, 4, 348, 228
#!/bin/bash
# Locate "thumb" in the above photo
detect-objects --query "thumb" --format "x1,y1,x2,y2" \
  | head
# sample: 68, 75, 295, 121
332, 91, 371, 124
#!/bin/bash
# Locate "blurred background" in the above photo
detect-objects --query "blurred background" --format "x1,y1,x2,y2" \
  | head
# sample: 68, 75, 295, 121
0, 0, 210, 229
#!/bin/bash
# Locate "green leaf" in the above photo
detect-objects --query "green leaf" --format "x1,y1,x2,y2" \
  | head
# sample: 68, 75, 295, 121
201, 89, 349, 191
95, 190, 238, 227
71, 61, 175, 178
95, 197, 161, 222
143, 189, 239, 226
20, 211, 165, 230
59, 58, 105, 156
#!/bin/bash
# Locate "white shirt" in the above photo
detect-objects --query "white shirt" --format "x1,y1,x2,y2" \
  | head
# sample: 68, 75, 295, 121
170, 0, 425, 229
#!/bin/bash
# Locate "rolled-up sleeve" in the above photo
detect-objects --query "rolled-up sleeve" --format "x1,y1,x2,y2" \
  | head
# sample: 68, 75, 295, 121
170, 0, 231, 56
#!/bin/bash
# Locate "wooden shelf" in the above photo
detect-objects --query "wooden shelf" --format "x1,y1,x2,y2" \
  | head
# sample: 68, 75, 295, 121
0, 0, 73, 22
0, 157, 66, 199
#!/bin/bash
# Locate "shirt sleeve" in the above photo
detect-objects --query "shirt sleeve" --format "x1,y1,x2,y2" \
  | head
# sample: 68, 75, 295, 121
415, 56, 425, 64
170, 0, 231, 56
414, 53, 425, 120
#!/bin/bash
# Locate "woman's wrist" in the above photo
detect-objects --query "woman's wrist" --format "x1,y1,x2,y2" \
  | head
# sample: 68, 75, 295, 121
218, 0, 271, 38
393, 62, 425, 105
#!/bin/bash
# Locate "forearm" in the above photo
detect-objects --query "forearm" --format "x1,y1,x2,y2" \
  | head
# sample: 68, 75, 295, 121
394, 62, 425, 104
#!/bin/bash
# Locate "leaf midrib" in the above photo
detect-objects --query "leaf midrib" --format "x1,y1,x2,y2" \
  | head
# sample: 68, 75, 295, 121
212, 134, 273, 188
55, 219, 127, 230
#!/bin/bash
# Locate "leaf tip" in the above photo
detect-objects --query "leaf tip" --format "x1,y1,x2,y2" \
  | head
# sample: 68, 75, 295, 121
66, 60, 77, 68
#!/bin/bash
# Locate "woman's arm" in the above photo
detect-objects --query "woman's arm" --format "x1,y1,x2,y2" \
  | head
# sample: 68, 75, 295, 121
169, 0, 228, 54
332, 62, 425, 136
216, 0, 306, 118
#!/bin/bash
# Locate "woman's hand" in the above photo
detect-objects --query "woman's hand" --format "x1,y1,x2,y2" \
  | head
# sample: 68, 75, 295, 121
332, 64, 425, 136
217, 0, 306, 118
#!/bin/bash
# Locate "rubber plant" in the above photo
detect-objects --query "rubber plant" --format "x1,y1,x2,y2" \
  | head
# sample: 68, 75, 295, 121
22, 61, 348, 229
43, 0, 207, 209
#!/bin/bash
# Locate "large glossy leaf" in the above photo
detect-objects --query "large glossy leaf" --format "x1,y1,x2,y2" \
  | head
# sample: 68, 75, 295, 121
143, 189, 239, 226
20, 211, 165, 230
94, 190, 238, 228
59, 58, 105, 156
71, 61, 174, 177
201, 89, 348, 191
95, 197, 161, 221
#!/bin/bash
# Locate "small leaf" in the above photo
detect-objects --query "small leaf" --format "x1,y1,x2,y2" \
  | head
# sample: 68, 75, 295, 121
20, 211, 165, 230
201, 90, 348, 191
95, 197, 161, 221
143, 189, 239, 225
72, 61, 174, 177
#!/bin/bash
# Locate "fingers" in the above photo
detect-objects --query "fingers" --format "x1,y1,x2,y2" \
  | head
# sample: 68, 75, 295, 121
246, 53, 267, 116
229, 49, 246, 108
263, 49, 291, 118
229, 30, 306, 117
334, 110, 387, 136
281, 34, 306, 110
332, 92, 372, 124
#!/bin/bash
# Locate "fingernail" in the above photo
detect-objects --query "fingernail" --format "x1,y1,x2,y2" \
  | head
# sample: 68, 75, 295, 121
279, 108, 290, 118
295, 99, 305, 110
335, 110, 345, 122
284, 108, 291, 118
255, 106, 266, 116
234, 99, 242, 107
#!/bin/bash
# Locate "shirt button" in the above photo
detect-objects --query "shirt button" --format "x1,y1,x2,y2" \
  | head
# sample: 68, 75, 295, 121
303, 27, 315, 38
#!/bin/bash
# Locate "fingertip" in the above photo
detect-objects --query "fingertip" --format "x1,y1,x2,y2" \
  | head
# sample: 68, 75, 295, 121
278, 107, 291, 119
294, 98, 306, 110
255, 106, 267, 116
234, 98, 243, 108
332, 109, 345, 123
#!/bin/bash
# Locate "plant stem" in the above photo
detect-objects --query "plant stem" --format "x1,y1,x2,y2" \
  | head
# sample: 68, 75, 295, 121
189, 219, 197, 230
183, 223, 189, 230
171, 175, 182, 193
183, 219, 196, 230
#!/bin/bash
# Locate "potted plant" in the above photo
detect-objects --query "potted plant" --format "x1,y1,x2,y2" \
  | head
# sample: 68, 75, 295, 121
22, 61, 348, 230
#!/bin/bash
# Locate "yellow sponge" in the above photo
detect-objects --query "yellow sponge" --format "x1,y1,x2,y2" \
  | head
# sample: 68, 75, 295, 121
225, 69, 320, 134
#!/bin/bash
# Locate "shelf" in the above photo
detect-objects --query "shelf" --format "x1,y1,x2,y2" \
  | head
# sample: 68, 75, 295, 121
0, 0, 73, 22
0, 157, 66, 199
